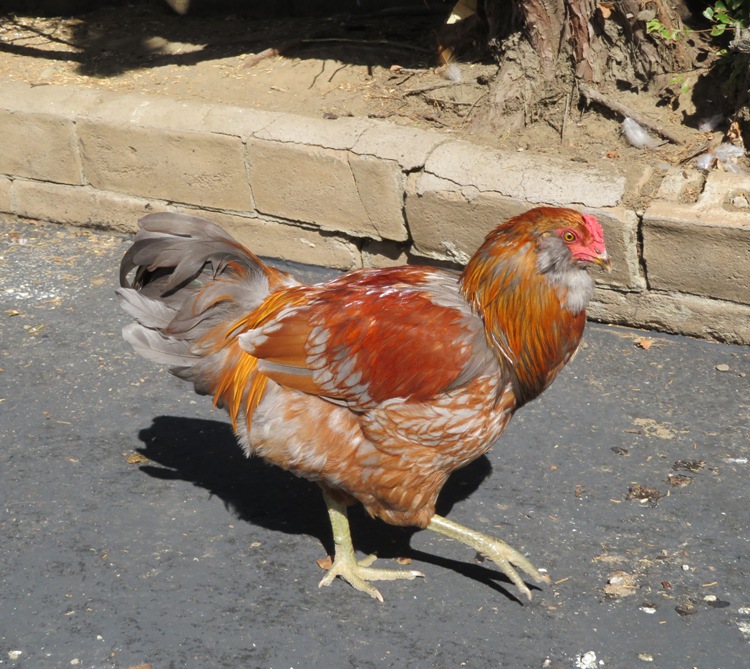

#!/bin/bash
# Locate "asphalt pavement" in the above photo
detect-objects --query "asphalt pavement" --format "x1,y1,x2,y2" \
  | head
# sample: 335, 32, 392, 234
1, 218, 749, 669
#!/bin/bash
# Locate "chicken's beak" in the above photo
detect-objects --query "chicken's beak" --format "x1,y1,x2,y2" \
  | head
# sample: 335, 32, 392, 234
593, 251, 612, 273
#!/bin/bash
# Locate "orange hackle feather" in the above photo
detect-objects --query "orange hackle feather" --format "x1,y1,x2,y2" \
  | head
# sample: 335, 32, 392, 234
460, 207, 586, 406
201, 282, 309, 431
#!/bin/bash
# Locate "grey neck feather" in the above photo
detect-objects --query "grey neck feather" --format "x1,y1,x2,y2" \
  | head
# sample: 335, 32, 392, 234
536, 236, 594, 314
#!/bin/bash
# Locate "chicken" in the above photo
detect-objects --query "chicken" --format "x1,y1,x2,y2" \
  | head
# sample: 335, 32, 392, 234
117, 206, 610, 601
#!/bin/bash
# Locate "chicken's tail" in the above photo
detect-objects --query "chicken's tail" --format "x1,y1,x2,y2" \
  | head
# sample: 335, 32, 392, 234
117, 212, 298, 400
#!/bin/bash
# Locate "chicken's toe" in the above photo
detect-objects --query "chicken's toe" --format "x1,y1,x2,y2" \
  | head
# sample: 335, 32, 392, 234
320, 491, 423, 601
318, 552, 424, 602
427, 514, 550, 600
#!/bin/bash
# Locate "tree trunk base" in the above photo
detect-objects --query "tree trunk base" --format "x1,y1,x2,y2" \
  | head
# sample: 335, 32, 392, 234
480, 0, 703, 138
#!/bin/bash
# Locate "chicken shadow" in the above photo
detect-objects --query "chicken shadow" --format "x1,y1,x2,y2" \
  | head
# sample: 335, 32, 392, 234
136, 415, 534, 600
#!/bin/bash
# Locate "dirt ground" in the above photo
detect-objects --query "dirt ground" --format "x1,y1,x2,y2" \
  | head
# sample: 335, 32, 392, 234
0, 1, 733, 205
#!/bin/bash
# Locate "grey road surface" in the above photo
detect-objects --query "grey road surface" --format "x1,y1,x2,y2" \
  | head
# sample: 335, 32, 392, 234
1, 219, 748, 669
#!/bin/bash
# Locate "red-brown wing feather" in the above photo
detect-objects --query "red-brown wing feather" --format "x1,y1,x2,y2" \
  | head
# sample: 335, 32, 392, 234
239, 267, 482, 409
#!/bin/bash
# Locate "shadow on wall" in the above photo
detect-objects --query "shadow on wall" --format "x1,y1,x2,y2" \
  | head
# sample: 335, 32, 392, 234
0, 0, 451, 77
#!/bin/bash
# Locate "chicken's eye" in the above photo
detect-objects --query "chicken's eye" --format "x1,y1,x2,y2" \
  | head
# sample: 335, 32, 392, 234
563, 231, 576, 243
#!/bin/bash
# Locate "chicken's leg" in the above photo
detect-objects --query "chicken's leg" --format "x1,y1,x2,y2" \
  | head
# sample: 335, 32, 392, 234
427, 514, 551, 600
318, 492, 424, 602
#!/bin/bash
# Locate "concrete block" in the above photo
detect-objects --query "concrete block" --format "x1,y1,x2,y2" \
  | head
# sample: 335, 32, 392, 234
587, 207, 645, 291
176, 207, 361, 270
0, 79, 104, 117
0, 81, 100, 184
655, 167, 706, 203
349, 154, 407, 241
406, 179, 528, 264
352, 123, 448, 170
247, 140, 407, 241
589, 287, 750, 345
0, 176, 12, 214
77, 120, 251, 210
643, 171, 750, 304
424, 140, 626, 209
254, 114, 373, 150
81, 91, 214, 131
0, 110, 83, 184
203, 105, 281, 138
13, 179, 162, 232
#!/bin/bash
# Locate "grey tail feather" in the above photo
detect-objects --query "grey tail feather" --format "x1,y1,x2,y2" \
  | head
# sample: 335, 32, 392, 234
116, 288, 176, 329
117, 211, 298, 392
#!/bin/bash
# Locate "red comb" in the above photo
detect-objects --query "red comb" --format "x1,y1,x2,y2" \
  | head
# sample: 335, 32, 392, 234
581, 214, 605, 245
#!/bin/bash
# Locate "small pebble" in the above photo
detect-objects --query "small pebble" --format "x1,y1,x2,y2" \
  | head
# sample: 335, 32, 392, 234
637, 653, 654, 662
675, 603, 697, 616
575, 651, 598, 669
715, 363, 730, 372
682, 564, 690, 571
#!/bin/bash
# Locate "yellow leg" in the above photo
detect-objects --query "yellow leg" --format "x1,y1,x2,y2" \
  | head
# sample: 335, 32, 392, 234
427, 514, 551, 600
318, 492, 424, 602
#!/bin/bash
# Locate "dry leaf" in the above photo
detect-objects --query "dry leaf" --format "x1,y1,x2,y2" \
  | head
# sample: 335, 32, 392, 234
667, 474, 693, 487
126, 452, 149, 464
626, 483, 663, 505
606, 149, 619, 158
727, 121, 745, 148
396, 556, 413, 565
316, 555, 333, 570
634, 336, 653, 349
598, 2, 615, 18
673, 459, 705, 472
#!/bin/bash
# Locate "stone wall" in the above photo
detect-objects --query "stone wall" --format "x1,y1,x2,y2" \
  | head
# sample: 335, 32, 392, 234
1, 80, 748, 343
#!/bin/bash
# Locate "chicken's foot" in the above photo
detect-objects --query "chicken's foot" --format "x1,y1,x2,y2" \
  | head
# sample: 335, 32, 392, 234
427, 514, 551, 600
318, 492, 424, 602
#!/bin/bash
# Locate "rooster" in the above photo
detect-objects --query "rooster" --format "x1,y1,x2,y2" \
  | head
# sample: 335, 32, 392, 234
117, 206, 610, 601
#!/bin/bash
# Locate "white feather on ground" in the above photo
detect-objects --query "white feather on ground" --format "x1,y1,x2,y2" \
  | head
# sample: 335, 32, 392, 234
622, 117, 660, 149
696, 143, 746, 173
